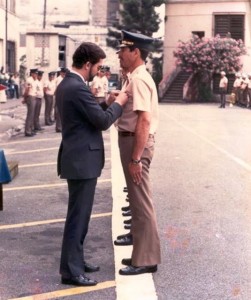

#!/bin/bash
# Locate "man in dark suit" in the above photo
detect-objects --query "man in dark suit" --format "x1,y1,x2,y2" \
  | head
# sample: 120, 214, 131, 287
56, 42, 128, 287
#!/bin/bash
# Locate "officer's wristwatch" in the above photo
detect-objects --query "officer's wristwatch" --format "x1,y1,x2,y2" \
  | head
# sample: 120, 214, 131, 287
131, 159, 141, 164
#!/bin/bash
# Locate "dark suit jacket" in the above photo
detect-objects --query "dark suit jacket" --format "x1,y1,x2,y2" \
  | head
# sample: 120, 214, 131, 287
56, 72, 122, 179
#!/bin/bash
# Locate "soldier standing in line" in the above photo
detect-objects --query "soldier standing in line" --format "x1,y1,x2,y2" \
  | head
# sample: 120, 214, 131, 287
219, 71, 228, 108
34, 70, 44, 131
232, 72, 242, 105
247, 73, 251, 108
239, 73, 249, 106
23, 68, 38, 137
44, 71, 56, 126
90, 66, 108, 103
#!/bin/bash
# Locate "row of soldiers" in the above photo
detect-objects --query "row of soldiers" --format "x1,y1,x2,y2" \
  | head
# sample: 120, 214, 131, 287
232, 72, 251, 107
23, 67, 67, 137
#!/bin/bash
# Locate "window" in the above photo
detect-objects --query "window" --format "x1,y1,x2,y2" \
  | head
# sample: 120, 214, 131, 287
214, 14, 244, 41
192, 31, 205, 39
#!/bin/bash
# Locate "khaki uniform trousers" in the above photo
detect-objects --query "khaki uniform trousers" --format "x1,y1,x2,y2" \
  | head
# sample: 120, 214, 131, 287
34, 97, 42, 130
118, 134, 161, 266
24, 95, 36, 135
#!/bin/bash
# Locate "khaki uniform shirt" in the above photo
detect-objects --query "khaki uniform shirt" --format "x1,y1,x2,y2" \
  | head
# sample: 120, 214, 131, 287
219, 76, 228, 88
26, 76, 38, 97
44, 79, 56, 96
117, 64, 158, 134
36, 80, 44, 98
91, 75, 108, 97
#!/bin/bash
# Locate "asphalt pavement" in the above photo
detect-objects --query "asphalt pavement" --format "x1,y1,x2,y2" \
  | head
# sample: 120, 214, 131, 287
1, 99, 251, 299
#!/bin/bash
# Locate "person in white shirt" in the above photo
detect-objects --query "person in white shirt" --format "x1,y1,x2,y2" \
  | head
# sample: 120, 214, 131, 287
247, 73, 251, 108
239, 73, 249, 106
23, 68, 38, 137
219, 71, 228, 108
44, 71, 56, 125
90, 66, 108, 103
232, 72, 242, 104
34, 70, 44, 131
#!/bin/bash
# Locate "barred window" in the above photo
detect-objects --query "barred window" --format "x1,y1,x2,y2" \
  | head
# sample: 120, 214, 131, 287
214, 14, 244, 41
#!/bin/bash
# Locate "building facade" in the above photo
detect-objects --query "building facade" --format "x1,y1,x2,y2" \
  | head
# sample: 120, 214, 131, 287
0, 0, 19, 73
163, 0, 251, 78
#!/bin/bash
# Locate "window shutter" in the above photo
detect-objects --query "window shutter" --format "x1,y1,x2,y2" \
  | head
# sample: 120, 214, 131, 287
215, 15, 244, 41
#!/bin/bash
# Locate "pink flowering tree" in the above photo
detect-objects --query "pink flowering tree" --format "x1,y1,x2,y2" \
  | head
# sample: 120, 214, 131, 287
173, 34, 247, 101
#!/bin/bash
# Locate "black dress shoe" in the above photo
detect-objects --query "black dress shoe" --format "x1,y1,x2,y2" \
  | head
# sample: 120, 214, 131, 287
122, 210, 131, 217
124, 224, 131, 230
25, 133, 35, 137
121, 205, 130, 212
84, 261, 100, 273
114, 234, 133, 246
123, 218, 132, 225
117, 233, 132, 240
121, 258, 132, 266
119, 265, 157, 276
34, 127, 45, 131
61, 274, 97, 286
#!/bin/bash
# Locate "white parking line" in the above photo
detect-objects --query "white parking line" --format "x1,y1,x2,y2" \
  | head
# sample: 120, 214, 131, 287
164, 111, 251, 172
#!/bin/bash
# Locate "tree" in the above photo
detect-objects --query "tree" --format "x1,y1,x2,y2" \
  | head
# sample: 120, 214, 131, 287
173, 34, 247, 101
107, 0, 166, 86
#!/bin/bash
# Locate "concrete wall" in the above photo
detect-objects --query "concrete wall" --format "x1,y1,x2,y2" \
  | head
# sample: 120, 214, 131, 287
163, 1, 251, 77
0, 4, 19, 72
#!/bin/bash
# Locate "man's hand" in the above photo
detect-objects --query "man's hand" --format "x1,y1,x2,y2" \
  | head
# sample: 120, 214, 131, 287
114, 91, 129, 106
106, 90, 119, 105
129, 162, 142, 185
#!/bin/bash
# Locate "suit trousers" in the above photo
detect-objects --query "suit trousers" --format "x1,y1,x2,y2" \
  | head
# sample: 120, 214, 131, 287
60, 178, 97, 277
25, 96, 36, 135
118, 135, 161, 266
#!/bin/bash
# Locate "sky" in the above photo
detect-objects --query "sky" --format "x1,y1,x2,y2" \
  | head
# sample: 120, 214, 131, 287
17, 0, 89, 28
16, 0, 165, 36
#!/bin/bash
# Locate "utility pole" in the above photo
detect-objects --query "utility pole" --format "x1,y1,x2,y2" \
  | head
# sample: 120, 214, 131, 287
41, 0, 47, 67
43, 0, 47, 29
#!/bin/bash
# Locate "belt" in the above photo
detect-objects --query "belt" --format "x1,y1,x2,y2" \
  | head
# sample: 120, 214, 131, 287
118, 131, 154, 138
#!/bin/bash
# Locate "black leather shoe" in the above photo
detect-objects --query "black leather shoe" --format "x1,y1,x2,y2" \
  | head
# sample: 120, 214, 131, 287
122, 210, 131, 217
25, 133, 35, 137
124, 224, 131, 230
121, 205, 130, 212
117, 233, 132, 240
84, 261, 100, 273
124, 218, 132, 225
34, 127, 45, 131
121, 258, 132, 266
61, 274, 97, 286
114, 234, 133, 246
119, 265, 157, 275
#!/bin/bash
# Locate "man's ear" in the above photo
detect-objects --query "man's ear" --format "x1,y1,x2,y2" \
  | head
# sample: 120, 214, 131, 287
86, 61, 91, 69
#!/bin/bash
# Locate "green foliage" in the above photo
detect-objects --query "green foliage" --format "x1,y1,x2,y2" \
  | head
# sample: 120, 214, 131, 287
106, 0, 166, 85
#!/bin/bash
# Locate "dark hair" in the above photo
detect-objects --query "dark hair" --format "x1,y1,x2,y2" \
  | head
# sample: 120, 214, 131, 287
128, 46, 149, 61
72, 42, 106, 69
